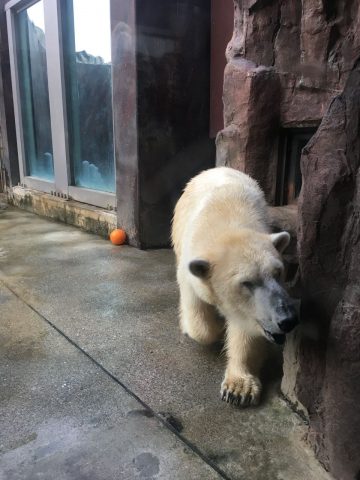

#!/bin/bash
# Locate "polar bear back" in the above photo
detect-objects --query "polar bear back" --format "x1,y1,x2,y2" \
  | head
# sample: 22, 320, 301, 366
172, 167, 269, 261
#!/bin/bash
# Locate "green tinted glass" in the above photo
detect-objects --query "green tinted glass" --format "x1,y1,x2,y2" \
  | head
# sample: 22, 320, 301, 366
17, 1, 54, 181
63, 0, 115, 193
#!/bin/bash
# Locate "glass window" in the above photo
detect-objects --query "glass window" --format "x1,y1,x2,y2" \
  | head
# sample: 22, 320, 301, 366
63, 0, 115, 193
16, 1, 54, 181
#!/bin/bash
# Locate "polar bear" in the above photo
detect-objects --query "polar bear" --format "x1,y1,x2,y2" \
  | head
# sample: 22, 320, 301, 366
172, 167, 298, 407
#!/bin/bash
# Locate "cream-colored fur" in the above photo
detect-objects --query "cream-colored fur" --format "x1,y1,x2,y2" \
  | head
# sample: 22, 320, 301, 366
172, 167, 291, 406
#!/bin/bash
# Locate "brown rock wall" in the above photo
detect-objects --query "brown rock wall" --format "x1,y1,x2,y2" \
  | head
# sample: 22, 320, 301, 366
297, 62, 360, 479
217, 59, 280, 200
217, 1, 360, 478
218, 0, 360, 201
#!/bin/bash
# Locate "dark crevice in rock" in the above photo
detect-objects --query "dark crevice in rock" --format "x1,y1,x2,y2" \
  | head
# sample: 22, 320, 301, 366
323, 0, 338, 22
327, 25, 341, 63
249, 0, 276, 14
271, 3, 282, 66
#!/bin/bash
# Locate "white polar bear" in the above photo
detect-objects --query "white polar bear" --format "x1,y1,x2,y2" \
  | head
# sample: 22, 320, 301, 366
172, 167, 298, 406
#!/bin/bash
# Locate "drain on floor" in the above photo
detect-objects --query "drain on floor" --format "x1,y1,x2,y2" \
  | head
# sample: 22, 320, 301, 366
158, 412, 184, 433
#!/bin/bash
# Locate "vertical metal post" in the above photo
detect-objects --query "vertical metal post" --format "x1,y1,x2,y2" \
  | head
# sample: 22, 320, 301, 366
43, 0, 70, 194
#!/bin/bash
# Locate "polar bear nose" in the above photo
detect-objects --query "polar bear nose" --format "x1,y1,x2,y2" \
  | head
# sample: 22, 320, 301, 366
277, 304, 298, 333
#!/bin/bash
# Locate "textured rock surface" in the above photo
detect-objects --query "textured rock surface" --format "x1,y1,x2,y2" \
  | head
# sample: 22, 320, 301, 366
218, 2, 360, 478
216, 59, 280, 200
295, 60, 360, 480
227, 0, 360, 104
217, 0, 360, 203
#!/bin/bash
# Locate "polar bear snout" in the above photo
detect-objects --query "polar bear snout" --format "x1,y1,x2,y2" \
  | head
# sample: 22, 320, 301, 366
255, 279, 299, 342
271, 291, 299, 336
277, 303, 298, 333
263, 299, 297, 345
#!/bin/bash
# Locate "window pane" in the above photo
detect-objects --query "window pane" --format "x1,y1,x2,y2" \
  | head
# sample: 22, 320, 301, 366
17, 1, 54, 181
64, 0, 115, 193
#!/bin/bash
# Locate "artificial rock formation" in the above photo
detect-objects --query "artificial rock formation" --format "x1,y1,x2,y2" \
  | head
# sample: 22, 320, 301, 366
217, 0, 360, 203
296, 61, 360, 480
216, 59, 280, 201
217, 1, 360, 479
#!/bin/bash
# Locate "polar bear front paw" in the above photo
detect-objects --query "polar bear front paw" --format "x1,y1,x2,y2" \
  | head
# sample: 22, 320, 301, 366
221, 373, 262, 407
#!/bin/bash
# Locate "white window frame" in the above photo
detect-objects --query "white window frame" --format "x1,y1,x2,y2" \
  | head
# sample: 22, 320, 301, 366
5, 0, 116, 209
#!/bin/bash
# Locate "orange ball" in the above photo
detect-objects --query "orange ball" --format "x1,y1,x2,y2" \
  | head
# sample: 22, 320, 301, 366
110, 228, 126, 245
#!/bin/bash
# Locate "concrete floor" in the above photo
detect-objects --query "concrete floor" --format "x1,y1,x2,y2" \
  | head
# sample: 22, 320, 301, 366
0, 205, 332, 480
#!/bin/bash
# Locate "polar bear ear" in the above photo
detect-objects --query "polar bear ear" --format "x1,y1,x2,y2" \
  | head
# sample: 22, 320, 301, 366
270, 232, 291, 253
189, 259, 210, 279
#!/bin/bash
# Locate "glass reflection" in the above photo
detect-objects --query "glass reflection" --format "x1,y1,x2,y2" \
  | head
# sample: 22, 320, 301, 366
17, 1, 54, 181
64, 0, 115, 193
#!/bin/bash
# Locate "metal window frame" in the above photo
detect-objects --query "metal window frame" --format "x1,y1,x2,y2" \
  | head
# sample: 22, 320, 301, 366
6, 0, 116, 209
68, 186, 115, 209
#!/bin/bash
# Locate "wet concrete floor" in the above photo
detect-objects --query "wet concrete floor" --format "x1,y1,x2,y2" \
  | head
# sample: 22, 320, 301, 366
0, 205, 332, 479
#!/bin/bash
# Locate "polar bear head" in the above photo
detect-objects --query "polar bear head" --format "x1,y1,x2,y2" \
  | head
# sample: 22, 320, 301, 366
188, 229, 298, 343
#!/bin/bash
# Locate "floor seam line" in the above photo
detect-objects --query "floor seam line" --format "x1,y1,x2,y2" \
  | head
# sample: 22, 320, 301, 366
3, 281, 235, 480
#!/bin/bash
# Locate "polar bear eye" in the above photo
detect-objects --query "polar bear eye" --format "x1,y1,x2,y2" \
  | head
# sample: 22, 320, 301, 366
242, 281, 255, 292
